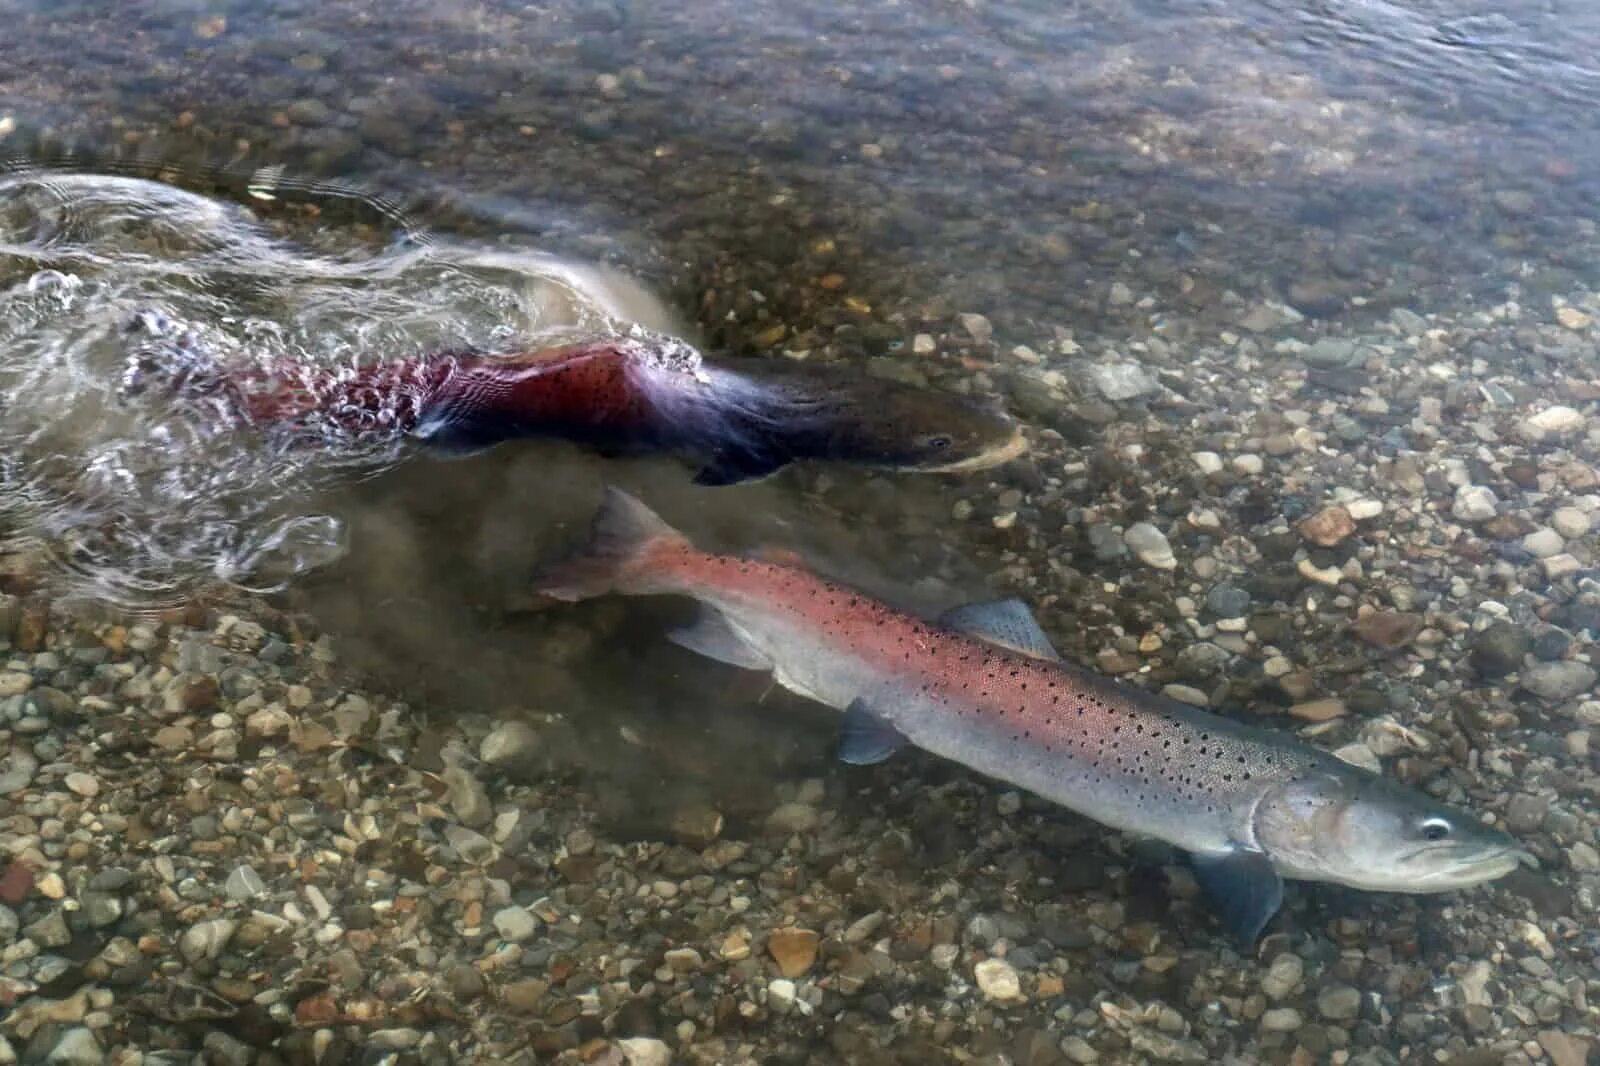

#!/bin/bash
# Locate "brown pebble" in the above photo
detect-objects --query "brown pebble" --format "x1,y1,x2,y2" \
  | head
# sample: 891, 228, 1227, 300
1539, 1031, 1591, 1066
1298, 505, 1356, 547
767, 927, 821, 977
183, 676, 221, 713
0, 860, 34, 904
15, 601, 48, 652
1289, 698, 1346, 722
1351, 611, 1424, 651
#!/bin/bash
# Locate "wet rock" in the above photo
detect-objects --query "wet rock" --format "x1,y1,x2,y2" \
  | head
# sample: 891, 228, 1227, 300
45, 1028, 101, 1066
1174, 643, 1230, 682
24, 908, 71, 948
1505, 794, 1549, 834
1301, 338, 1361, 367
480, 720, 542, 768
1527, 406, 1586, 434
443, 765, 493, 828
1351, 611, 1423, 651
493, 906, 539, 943
1520, 661, 1596, 701
1470, 622, 1531, 678
1261, 953, 1303, 1000
956, 313, 993, 344
1289, 699, 1345, 722
1523, 528, 1566, 559
1298, 505, 1356, 547
1539, 1031, 1592, 1066
179, 918, 237, 962
767, 927, 819, 977
1124, 524, 1176, 569
617, 1038, 673, 1066
1087, 363, 1159, 401
225, 864, 265, 901
1317, 985, 1362, 1021
974, 957, 1022, 1002
766, 802, 819, 834
1204, 585, 1251, 618
1452, 485, 1499, 523
1260, 1007, 1302, 1032
1551, 507, 1591, 538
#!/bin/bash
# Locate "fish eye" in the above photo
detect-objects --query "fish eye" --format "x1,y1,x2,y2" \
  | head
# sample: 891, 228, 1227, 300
925, 435, 952, 449
1421, 817, 1451, 841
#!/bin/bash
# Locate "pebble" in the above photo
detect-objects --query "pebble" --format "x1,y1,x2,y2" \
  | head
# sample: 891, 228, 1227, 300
974, 957, 1022, 1002
617, 1038, 673, 1066
1520, 661, 1597, 701
480, 720, 542, 767
1123, 523, 1176, 569
179, 919, 237, 962
1191, 451, 1222, 475
225, 864, 265, 901
443, 766, 493, 828
1317, 985, 1363, 1021
767, 927, 820, 977
767, 977, 798, 1013
1452, 485, 1499, 522
1523, 528, 1566, 558
63, 772, 98, 798
46, 1028, 101, 1066
1060, 1035, 1100, 1064
1527, 405, 1586, 433
492, 906, 539, 942
1552, 506, 1592, 538
1298, 505, 1355, 546
1289, 698, 1346, 722
1231, 453, 1264, 475
1260, 1007, 1302, 1032
1261, 953, 1304, 1000
765, 802, 819, 834
1087, 362, 1159, 401
1204, 584, 1251, 618
1471, 622, 1531, 677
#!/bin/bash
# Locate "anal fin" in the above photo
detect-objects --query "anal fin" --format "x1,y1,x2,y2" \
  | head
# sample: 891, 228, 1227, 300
838, 698, 908, 765
667, 607, 771, 671
1189, 848, 1285, 944
939, 598, 1061, 661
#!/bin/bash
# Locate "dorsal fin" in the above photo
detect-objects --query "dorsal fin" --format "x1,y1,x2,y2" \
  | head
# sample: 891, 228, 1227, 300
938, 598, 1061, 661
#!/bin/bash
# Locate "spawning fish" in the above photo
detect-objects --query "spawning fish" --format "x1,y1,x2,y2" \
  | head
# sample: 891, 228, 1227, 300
533, 487, 1532, 942
121, 315, 1025, 486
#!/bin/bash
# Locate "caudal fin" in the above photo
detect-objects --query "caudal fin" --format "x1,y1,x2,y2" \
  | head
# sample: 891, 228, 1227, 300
531, 486, 689, 601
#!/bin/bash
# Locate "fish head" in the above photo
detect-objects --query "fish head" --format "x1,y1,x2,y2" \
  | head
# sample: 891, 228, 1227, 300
826, 382, 1027, 473
1252, 765, 1530, 894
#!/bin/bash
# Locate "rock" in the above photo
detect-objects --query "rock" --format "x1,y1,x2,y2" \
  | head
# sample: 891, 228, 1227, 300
443, 766, 493, 828
493, 906, 539, 943
617, 1038, 673, 1066
663, 947, 702, 972
1471, 622, 1531, 677
1527, 405, 1586, 433
24, 908, 71, 947
1289, 698, 1345, 722
225, 864, 265, 901
1260, 1007, 1302, 1032
1452, 486, 1498, 523
180, 918, 237, 962
1522, 528, 1566, 558
1551, 507, 1591, 539
1191, 452, 1223, 475
956, 313, 993, 344
766, 802, 819, 834
669, 806, 723, 848
1261, 953, 1304, 1000
501, 978, 548, 1012
1505, 794, 1549, 834
1317, 985, 1362, 1021
1060, 1036, 1100, 1064
974, 957, 1022, 1002
1087, 363, 1159, 401
1204, 585, 1251, 618
480, 720, 542, 767
1351, 611, 1423, 651
767, 977, 797, 1013
285, 98, 333, 126
80, 892, 122, 928
1175, 642, 1230, 681
1298, 505, 1356, 547
63, 772, 98, 798
1108, 282, 1134, 306
201, 1031, 253, 1066
0, 672, 31, 697
46, 1028, 101, 1066
1301, 338, 1361, 367
1541, 553, 1582, 580
1231, 453, 1264, 475
1124, 524, 1176, 570
767, 927, 820, 977
1520, 661, 1597, 701
1538, 1032, 1590, 1066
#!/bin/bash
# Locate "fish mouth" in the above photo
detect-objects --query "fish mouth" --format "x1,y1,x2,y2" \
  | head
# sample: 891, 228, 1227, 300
919, 426, 1029, 473
1400, 842, 1535, 891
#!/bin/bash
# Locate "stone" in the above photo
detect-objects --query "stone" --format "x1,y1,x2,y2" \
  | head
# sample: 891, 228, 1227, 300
46, 1028, 102, 1066
767, 927, 820, 977
1538, 1032, 1590, 1066
1522, 528, 1566, 559
443, 766, 493, 828
1260, 1007, 1302, 1032
1087, 363, 1159, 401
1204, 585, 1251, 618
493, 906, 539, 943
63, 772, 98, 798
1351, 611, 1423, 651
1124, 523, 1176, 570
1452, 485, 1498, 523
617, 1038, 673, 1066
480, 721, 542, 767
179, 919, 238, 962
1261, 953, 1304, 1000
225, 865, 265, 901
974, 957, 1022, 1002
1551, 507, 1591, 539
1301, 338, 1361, 367
1317, 985, 1362, 1021
1527, 405, 1586, 433
1289, 699, 1345, 722
23, 909, 72, 948
1520, 661, 1597, 701
1298, 505, 1356, 547
767, 977, 797, 1013
1471, 622, 1531, 677
765, 802, 819, 834
1191, 451, 1223, 475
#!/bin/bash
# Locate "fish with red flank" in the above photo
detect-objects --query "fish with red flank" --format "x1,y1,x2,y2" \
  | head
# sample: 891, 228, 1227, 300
120, 314, 1025, 486
533, 487, 1533, 942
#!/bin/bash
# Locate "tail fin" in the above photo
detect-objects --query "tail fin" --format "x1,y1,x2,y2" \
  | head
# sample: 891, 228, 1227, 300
531, 486, 689, 601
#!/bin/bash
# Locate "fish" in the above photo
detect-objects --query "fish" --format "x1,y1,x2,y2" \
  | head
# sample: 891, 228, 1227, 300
121, 316, 1026, 486
532, 487, 1533, 943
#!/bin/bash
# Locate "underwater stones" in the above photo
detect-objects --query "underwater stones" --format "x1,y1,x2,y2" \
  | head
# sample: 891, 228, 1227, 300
1523, 528, 1566, 558
1520, 661, 1597, 702
1087, 362, 1159, 401
974, 957, 1022, 1002
1123, 523, 1176, 570
1471, 622, 1531, 677
1452, 485, 1499, 523
1350, 610, 1422, 651
479, 720, 542, 768
1298, 504, 1355, 547
766, 927, 820, 977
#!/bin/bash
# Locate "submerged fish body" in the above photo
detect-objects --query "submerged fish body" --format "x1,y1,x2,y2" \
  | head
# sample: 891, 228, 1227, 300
536, 488, 1530, 942
124, 319, 1025, 484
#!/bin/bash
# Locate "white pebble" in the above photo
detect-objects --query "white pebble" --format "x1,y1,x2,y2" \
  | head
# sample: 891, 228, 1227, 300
974, 957, 1022, 1002
1191, 451, 1223, 475
1552, 507, 1591, 539
1231, 454, 1264, 475
1522, 528, 1566, 559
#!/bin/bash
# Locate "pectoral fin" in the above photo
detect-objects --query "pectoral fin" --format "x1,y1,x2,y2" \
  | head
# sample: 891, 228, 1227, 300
838, 698, 908, 765
667, 607, 771, 670
1189, 848, 1284, 944
938, 598, 1061, 661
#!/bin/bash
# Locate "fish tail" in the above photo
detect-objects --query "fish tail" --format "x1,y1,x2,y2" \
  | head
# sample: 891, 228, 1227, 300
531, 486, 690, 601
